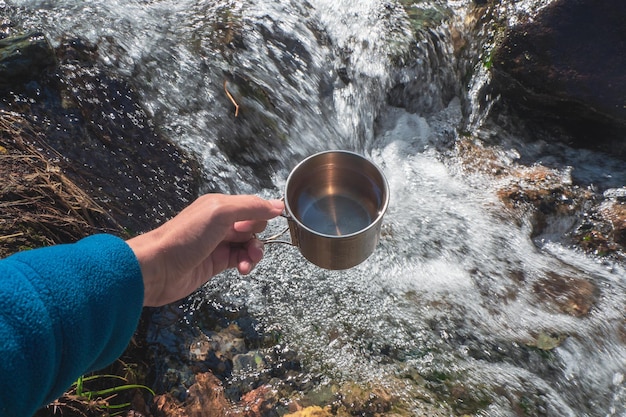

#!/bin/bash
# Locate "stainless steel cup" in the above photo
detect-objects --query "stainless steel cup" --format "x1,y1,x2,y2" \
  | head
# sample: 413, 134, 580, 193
268, 150, 389, 270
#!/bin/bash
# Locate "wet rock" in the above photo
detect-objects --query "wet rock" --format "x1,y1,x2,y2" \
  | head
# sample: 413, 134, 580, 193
533, 271, 598, 317
232, 351, 266, 373
148, 298, 311, 409
495, 163, 591, 234
189, 338, 212, 362
446, 382, 492, 415
284, 406, 332, 417
54, 38, 200, 232
455, 138, 510, 177
456, 138, 625, 260
576, 229, 621, 258
155, 375, 282, 417
236, 385, 279, 417
185, 373, 230, 417
187, 323, 249, 380
0, 32, 56, 88
201, 323, 247, 361
332, 382, 394, 416
154, 393, 188, 417
398, 0, 452, 32
489, 161, 625, 261
600, 201, 626, 247
573, 194, 626, 260
154, 372, 230, 417
603, 188, 626, 202
307, 379, 458, 417
490, 0, 626, 157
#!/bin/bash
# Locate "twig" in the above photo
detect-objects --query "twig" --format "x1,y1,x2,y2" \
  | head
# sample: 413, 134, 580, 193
223, 80, 240, 117
0, 232, 25, 241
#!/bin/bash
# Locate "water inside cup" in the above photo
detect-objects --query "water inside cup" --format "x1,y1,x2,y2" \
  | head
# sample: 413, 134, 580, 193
299, 193, 372, 236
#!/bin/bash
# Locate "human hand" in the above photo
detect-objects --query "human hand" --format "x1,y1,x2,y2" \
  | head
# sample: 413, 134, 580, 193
127, 194, 284, 307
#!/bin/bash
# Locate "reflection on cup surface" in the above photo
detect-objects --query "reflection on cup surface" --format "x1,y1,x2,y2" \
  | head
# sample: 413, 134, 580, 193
298, 193, 372, 236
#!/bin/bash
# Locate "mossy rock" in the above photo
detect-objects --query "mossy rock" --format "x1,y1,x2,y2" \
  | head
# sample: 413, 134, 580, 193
0, 31, 56, 89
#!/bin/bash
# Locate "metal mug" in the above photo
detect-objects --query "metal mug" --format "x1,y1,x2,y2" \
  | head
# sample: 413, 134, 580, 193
266, 150, 389, 270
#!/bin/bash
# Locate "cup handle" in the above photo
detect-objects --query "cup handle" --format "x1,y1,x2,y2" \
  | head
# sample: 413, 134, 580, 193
260, 224, 292, 245
259, 195, 294, 246
258, 197, 298, 246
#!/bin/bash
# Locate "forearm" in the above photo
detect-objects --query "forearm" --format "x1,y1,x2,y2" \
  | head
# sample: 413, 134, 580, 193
0, 234, 144, 416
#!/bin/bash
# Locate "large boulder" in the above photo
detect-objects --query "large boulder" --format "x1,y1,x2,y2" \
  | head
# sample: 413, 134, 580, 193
490, 0, 626, 157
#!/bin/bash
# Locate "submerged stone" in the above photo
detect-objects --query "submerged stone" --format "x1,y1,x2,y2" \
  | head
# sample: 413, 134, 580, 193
154, 372, 230, 417
284, 406, 332, 417
533, 272, 598, 317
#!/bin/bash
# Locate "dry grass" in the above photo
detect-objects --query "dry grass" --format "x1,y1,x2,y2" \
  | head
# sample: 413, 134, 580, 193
0, 109, 124, 257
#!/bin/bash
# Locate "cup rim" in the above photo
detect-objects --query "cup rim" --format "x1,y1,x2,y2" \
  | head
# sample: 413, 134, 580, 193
284, 149, 390, 239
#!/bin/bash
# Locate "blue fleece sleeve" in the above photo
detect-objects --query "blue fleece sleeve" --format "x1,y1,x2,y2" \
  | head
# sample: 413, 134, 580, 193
0, 234, 144, 417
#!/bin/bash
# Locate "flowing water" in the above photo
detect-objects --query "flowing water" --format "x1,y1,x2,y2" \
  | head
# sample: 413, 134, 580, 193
5, 0, 626, 415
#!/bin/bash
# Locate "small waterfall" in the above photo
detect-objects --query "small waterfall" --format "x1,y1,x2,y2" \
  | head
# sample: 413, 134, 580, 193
6, 0, 626, 415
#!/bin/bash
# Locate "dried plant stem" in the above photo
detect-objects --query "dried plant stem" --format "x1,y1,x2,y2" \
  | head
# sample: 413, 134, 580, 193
223, 80, 240, 117
0, 232, 25, 241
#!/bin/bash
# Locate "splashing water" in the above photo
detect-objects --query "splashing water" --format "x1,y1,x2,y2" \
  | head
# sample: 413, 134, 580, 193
7, 0, 626, 415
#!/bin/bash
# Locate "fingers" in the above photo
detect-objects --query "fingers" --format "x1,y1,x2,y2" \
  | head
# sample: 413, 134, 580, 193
213, 195, 284, 224
217, 196, 279, 273
233, 219, 268, 234
225, 222, 266, 244
230, 198, 281, 238
240, 238, 264, 274
247, 238, 265, 264
229, 238, 265, 275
